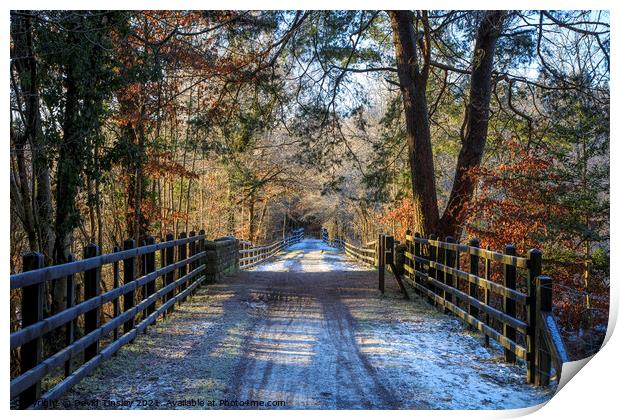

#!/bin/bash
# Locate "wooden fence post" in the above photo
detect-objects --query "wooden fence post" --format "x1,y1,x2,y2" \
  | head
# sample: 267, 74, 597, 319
437, 237, 446, 312
139, 240, 146, 322
83, 243, 100, 362
112, 245, 120, 342
145, 237, 156, 315
385, 235, 394, 265
189, 231, 196, 273
159, 238, 166, 318
165, 233, 175, 314
527, 248, 543, 384
235, 238, 240, 271
455, 239, 461, 307
64, 253, 75, 377
405, 229, 413, 288
123, 239, 135, 335
413, 233, 421, 295
19, 252, 44, 409
484, 245, 491, 346
420, 235, 428, 292
139, 238, 149, 321
198, 229, 206, 291
536, 275, 553, 386
378, 233, 385, 293
468, 239, 480, 327
504, 244, 517, 363
444, 236, 455, 312
178, 232, 187, 301
428, 234, 437, 306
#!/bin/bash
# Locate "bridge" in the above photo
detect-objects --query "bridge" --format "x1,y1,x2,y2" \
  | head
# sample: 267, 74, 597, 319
10, 228, 569, 409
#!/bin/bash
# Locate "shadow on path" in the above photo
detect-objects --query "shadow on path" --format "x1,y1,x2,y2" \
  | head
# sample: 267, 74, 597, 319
61, 243, 554, 409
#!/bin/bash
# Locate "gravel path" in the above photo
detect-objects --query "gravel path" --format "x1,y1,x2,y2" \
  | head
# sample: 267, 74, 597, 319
61, 240, 554, 409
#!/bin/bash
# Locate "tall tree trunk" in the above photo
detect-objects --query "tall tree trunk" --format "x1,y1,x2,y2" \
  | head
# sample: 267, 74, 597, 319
184, 149, 197, 233
256, 199, 269, 242
199, 156, 205, 230
54, 11, 112, 317
87, 172, 96, 242
134, 120, 147, 243
390, 10, 505, 239
389, 11, 440, 236
52, 60, 82, 337
248, 192, 256, 243
438, 11, 506, 239
53, 63, 81, 275
95, 146, 104, 251
10, 133, 37, 251
123, 117, 148, 243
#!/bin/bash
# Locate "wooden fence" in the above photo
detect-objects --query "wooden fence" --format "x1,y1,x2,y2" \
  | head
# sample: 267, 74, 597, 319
321, 227, 569, 386
10, 228, 303, 408
10, 231, 212, 409
403, 231, 569, 386
320, 228, 377, 266
239, 228, 304, 269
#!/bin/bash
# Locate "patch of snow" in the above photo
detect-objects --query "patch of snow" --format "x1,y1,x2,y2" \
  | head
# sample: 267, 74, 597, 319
353, 302, 554, 409
251, 239, 369, 272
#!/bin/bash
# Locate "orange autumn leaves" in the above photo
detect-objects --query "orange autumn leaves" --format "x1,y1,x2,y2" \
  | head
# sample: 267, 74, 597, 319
144, 151, 199, 181
377, 140, 564, 253
462, 140, 564, 253
378, 197, 415, 241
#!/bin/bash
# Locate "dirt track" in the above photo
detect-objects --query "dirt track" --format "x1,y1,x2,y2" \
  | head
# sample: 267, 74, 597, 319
61, 241, 554, 409
226, 270, 410, 409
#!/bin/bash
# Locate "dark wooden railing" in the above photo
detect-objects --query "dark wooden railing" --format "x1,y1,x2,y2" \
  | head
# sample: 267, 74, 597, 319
10, 232, 210, 409
239, 228, 304, 269
321, 226, 569, 387
320, 228, 377, 266
344, 241, 376, 266
403, 231, 569, 386
10, 227, 308, 408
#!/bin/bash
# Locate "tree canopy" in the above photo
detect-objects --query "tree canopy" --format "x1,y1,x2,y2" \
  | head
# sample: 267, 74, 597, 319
10, 10, 609, 358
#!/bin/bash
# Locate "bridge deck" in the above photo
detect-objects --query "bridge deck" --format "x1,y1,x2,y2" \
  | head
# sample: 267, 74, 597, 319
61, 240, 553, 409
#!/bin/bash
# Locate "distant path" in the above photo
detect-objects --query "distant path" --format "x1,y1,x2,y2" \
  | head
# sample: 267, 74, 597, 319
251, 239, 367, 272
62, 240, 553, 409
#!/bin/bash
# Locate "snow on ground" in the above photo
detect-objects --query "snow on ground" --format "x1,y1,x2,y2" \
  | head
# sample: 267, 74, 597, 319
60, 238, 555, 410
351, 296, 554, 409
251, 239, 368, 272
247, 238, 554, 408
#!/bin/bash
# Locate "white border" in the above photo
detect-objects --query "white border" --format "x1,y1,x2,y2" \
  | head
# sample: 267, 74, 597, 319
2, 2, 617, 419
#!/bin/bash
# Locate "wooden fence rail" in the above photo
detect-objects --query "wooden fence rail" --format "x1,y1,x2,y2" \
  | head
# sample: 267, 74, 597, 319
239, 228, 304, 269
320, 226, 569, 387
402, 230, 569, 386
10, 230, 244, 409
8, 226, 308, 408
320, 228, 377, 267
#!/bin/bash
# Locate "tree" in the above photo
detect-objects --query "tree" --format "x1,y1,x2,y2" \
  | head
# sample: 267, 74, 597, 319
286, 10, 608, 239
10, 11, 55, 262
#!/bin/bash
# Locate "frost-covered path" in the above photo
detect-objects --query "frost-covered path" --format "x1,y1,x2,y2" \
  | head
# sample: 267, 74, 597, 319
62, 239, 554, 409
251, 239, 367, 272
